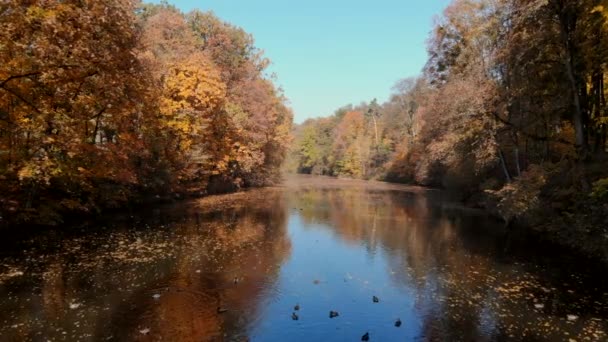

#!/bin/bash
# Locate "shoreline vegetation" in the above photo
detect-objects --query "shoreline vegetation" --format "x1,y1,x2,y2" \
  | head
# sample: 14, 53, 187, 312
0, 1, 292, 226
287, 1, 608, 262
1, 0, 607, 265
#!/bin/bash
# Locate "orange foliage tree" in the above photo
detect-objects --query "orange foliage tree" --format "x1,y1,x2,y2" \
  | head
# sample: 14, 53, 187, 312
0, 1, 293, 225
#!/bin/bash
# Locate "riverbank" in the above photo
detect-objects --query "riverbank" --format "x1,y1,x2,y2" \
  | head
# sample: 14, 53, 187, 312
463, 180, 608, 266
292, 173, 608, 266
2, 173, 606, 270
0, 178, 264, 232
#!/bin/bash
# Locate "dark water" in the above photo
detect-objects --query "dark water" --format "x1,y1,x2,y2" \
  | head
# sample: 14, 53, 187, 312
0, 176, 607, 341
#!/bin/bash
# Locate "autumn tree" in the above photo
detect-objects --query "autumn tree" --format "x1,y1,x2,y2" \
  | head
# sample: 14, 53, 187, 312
0, 0, 157, 223
0, 1, 293, 225
289, 0, 608, 257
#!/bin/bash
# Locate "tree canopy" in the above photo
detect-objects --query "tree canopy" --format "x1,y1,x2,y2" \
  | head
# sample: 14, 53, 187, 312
0, 0, 292, 224
289, 0, 608, 257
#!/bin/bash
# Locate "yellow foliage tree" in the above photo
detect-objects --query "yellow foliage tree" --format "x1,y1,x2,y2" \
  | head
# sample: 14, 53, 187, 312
159, 53, 228, 182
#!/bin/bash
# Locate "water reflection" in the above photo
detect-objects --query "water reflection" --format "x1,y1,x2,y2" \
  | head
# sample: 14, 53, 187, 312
285, 182, 607, 341
0, 177, 606, 341
0, 189, 290, 341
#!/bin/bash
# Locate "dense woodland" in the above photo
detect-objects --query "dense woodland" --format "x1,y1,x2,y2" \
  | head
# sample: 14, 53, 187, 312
0, 0, 292, 224
1, 0, 608, 261
289, 0, 608, 259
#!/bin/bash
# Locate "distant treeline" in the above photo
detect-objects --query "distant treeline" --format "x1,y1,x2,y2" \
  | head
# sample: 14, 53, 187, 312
0, 1, 292, 225
288, 0, 608, 260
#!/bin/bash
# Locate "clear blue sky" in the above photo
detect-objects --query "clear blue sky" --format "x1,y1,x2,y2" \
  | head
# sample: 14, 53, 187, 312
146, 0, 449, 123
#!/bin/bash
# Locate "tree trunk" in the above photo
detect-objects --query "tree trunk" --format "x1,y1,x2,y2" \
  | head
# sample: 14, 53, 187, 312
8, 130, 13, 166
524, 137, 529, 171
600, 71, 606, 153
592, 71, 602, 153
371, 115, 378, 146
498, 148, 512, 182
91, 109, 105, 144
557, 5, 587, 156
514, 146, 521, 177
564, 55, 587, 154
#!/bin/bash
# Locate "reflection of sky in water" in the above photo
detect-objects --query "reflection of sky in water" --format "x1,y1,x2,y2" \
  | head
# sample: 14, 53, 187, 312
0, 178, 606, 341
252, 214, 422, 341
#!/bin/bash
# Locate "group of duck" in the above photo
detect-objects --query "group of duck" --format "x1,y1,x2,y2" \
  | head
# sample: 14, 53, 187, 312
291, 295, 402, 341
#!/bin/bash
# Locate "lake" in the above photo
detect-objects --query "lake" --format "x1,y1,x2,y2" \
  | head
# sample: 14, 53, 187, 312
0, 175, 606, 341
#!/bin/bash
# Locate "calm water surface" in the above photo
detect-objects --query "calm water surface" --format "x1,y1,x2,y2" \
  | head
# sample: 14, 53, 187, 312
0, 176, 607, 341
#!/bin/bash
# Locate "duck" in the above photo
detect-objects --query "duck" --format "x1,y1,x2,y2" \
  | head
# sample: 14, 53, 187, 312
291, 312, 299, 320
372, 296, 379, 303
329, 310, 339, 318
395, 318, 402, 327
294, 304, 300, 311
361, 332, 370, 341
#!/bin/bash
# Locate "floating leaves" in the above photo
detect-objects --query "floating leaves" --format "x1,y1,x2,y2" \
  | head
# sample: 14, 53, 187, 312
0, 182, 607, 342
0, 267, 24, 284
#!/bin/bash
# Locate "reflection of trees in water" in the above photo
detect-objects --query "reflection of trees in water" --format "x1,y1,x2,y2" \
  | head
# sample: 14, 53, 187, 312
0, 190, 291, 342
287, 187, 607, 341
292, 188, 485, 340
291, 188, 455, 276
41, 259, 65, 322
110, 190, 291, 341
1, 185, 606, 341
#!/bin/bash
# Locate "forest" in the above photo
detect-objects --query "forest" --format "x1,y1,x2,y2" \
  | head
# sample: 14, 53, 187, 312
0, 0, 292, 225
289, 0, 608, 260
1, 1, 608, 340
1, 0, 607, 261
